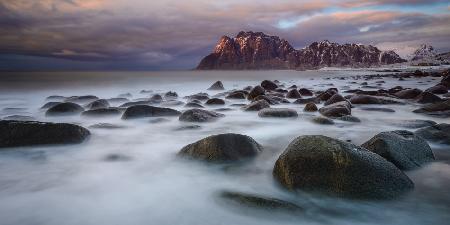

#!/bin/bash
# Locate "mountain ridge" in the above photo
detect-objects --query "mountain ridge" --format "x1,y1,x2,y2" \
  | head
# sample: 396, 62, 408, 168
197, 31, 406, 70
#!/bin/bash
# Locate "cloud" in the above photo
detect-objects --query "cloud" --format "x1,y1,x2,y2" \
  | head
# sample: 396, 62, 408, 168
0, 0, 449, 70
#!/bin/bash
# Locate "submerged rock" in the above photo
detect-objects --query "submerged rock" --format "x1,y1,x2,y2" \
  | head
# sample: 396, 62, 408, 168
208, 81, 225, 90
41, 101, 61, 109
362, 130, 434, 170
319, 101, 351, 117
247, 85, 265, 100
293, 97, 319, 104
184, 102, 204, 108
46, 102, 84, 116
286, 89, 301, 99
178, 133, 262, 162
179, 109, 224, 122
324, 94, 346, 106
218, 190, 303, 212
226, 91, 246, 99
89, 123, 126, 129
81, 108, 122, 117
349, 95, 400, 104
3, 115, 36, 121
336, 115, 361, 123
311, 116, 334, 125
85, 99, 110, 110
0, 120, 90, 148
243, 100, 270, 111
258, 108, 298, 118
415, 123, 450, 145
122, 105, 181, 119
205, 98, 225, 105
359, 107, 395, 113
65, 95, 99, 104
394, 88, 422, 99
261, 80, 278, 90
273, 135, 414, 199
303, 103, 318, 112
415, 91, 442, 104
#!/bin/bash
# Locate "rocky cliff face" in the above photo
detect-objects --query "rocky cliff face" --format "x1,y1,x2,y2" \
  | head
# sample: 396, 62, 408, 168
197, 31, 406, 70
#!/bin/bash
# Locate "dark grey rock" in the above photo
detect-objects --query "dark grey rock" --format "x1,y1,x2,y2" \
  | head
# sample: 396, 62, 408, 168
242, 100, 270, 111
319, 101, 352, 117
273, 135, 414, 199
122, 105, 181, 119
258, 108, 298, 118
0, 120, 90, 148
362, 130, 434, 170
179, 109, 224, 122
415, 123, 450, 145
208, 81, 225, 90
178, 133, 262, 162
46, 102, 84, 116
82, 108, 122, 117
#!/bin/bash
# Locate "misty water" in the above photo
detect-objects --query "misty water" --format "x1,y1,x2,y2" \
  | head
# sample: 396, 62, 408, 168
0, 70, 449, 225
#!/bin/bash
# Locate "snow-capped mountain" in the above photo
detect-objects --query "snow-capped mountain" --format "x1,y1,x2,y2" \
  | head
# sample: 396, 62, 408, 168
410, 44, 438, 61
197, 31, 406, 70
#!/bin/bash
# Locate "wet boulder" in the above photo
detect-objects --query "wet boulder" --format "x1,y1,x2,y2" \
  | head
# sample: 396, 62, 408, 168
46, 95, 66, 101
41, 101, 61, 109
258, 108, 298, 118
415, 92, 442, 104
218, 190, 303, 212
394, 88, 422, 99
179, 109, 224, 122
425, 85, 448, 94
205, 98, 225, 105
349, 95, 401, 104
242, 100, 270, 111
336, 115, 361, 123
261, 80, 278, 90
208, 81, 225, 90
319, 101, 351, 117
324, 94, 346, 106
164, 91, 178, 100
0, 120, 90, 148
65, 95, 99, 104
286, 89, 301, 99
273, 135, 414, 199
293, 97, 319, 104
81, 108, 122, 117
122, 105, 181, 120
362, 130, 434, 170
311, 116, 334, 125
298, 88, 313, 96
46, 102, 84, 116
415, 123, 450, 145
247, 85, 265, 100
178, 133, 262, 162
149, 94, 163, 103
185, 102, 204, 108
188, 93, 210, 101
226, 91, 246, 99
119, 101, 151, 108
413, 99, 450, 116
86, 99, 110, 110
303, 103, 318, 112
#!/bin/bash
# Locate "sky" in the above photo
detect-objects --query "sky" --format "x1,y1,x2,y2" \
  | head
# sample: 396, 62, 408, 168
0, 0, 449, 71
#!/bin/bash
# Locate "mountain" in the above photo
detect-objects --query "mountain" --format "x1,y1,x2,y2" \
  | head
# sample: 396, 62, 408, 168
410, 44, 438, 61
197, 31, 406, 70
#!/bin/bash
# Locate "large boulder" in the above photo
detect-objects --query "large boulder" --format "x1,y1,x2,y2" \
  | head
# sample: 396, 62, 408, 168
413, 99, 450, 117
85, 99, 110, 110
362, 130, 434, 170
415, 92, 442, 104
258, 108, 298, 118
226, 91, 246, 99
286, 89, 301, 99
46, 102, 84, 116
178, 133, 262, 162
243, 100, 270, 111
298, 88, 313, 96
261, 80, 278, 90
205, 98, 225, 105
349, 95, 400, 104
218, 190, 303, 212
425, 85, 448, 94
394, 88, 422, 99
208, 81, 225, 90
179, 109, 224, 122
324, 94, 346, 106
319, 101, 351, 117
122, 105, 181, 119
415, 123, 450, 145
0, 120, 90, 148
273, 135, 414, 199
303, 103, 318, 112
81, 108, 122, 117
247, 86, 265, 100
